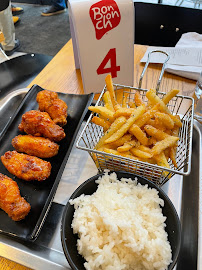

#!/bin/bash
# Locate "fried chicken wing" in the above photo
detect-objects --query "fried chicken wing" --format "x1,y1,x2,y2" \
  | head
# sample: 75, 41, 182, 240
12, 135, 59, 158
1, 151, 51, 181
18, 110, 66, 142
0, 173, 31, 221
36, 90, 68, 126
36, 90, 58, 110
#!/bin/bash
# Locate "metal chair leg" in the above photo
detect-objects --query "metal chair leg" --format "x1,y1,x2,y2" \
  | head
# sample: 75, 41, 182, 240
0, 47, 10, 60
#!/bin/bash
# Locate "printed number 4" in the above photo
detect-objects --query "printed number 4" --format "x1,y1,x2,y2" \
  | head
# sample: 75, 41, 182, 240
97, 48, 120, 78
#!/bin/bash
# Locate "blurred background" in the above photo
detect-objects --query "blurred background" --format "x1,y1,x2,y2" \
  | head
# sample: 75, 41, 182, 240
11, 0, 202, 56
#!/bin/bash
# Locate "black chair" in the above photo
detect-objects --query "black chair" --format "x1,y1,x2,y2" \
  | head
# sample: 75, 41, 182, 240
0, 53, 52, 136
0, 53, 52, 100
134, 2, 202, 46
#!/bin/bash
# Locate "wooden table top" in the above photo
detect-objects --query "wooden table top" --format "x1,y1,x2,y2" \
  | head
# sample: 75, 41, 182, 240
0, 39, 196, 270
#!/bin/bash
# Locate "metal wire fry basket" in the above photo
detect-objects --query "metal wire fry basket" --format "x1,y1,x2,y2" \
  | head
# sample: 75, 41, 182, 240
76, 51, 195, 186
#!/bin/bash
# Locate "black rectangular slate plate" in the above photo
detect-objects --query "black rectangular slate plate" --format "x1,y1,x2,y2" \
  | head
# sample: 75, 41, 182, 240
0, 84, 94, 241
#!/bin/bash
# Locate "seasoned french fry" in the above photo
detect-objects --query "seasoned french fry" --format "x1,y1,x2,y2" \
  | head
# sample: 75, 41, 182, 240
103, 148, 139, 161
144, 125, 169, 140
148, 137, 157, 146
146, 89, 171, 114
164, 148, 170, 158
103, 91, 115, 112
132, 106, 158, 128
129, 124, 148, 146
117, 139, 139, 152
171, 125, 180, 158
162, 89, 179, 104
146, 119, 155, 126
134, 92, 144, 106
146, 119, 166, 131
122, 94, 128, 108
151, 136, 179, 156
130, 148, 153, 159
105, 74, 119, 109
97, 144, 115, 152
154, 112, 174, 129
169, 147, 178, 168
116, 89, 126, 105
146, 90, 156, 110
137, 145, 152, 154
97, 114, 107, 120
88, 106, 114, 122
170, 114, 182, 128
146, 102, 153, 110
148, 88, 156, 94
165, 129, 172, 135
110, 134, 132, 147
99, 134, 133, 150
137, 146, 157, 164
91, 116, 111, 132
95, 116, 126, 150
153, 151, 171, 178
128, 101, 136, 108
122, 98, 127, 108
114, 105, 121, 111
114, 108, 135, 118
105, 105, 145, 144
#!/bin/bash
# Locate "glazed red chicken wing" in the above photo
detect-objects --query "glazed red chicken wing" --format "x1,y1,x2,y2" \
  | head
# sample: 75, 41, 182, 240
12, 135, 59, 158
1, 151, 51, 181
36, 90, 68, 126
18, 110, 66, 142
0, 173, 31, 221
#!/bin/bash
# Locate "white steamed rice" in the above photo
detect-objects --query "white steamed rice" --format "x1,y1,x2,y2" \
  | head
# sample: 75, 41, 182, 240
70, 172, 172, 270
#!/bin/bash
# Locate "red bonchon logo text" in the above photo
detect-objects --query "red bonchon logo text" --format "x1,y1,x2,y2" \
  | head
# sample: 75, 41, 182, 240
89, 0, 121, 40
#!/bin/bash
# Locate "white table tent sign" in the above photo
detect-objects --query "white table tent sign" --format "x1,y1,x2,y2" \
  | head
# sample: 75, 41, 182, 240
69, 0, 134, 94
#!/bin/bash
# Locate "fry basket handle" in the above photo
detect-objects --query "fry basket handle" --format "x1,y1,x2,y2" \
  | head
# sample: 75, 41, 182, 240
138, 50, 170, 92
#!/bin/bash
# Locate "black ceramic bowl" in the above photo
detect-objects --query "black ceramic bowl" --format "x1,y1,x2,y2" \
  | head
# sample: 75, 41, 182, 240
61, 171, 181, 270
